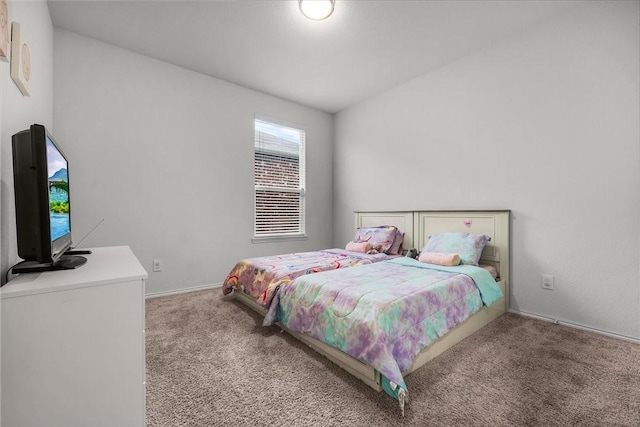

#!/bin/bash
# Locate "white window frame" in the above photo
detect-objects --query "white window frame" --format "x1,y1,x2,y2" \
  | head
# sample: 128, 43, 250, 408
252, 115, 307, 243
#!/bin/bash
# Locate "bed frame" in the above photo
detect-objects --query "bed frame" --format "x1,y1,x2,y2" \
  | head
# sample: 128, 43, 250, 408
233, 210, 510, 393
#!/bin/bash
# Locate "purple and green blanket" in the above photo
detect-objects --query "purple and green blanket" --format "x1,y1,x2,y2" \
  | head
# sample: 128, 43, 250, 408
263, 257, 502, 411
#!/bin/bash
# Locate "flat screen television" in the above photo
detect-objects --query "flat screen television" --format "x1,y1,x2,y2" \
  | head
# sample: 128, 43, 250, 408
11, 124, 88, 274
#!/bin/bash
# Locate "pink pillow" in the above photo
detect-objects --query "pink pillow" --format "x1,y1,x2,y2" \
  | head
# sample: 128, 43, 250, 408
418, 252, 461, 266
346, 241, 373, 253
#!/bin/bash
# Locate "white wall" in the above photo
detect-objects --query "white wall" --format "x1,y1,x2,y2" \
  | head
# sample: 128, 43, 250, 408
0, 1, 54, 423
334, 2, 640, 339
0, 21, 3, 427
1, 1, 54, 282
53, 29, 334, 295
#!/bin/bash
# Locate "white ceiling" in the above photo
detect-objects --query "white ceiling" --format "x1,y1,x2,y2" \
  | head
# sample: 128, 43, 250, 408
47, 0, 580, 114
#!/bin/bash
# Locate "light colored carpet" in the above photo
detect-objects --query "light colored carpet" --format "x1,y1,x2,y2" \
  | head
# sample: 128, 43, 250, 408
146, 289, 640, 426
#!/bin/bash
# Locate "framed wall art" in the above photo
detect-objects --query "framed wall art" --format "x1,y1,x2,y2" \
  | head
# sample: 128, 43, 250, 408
10, 22, 30, 96
0, 0, 8, 62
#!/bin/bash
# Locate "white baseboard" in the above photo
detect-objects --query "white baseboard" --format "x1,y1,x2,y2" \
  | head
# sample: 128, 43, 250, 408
145, 283, 222, 299
510, 309, 640, 344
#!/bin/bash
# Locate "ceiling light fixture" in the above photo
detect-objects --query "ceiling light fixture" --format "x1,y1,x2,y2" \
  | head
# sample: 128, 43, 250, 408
299, 0, 335, 21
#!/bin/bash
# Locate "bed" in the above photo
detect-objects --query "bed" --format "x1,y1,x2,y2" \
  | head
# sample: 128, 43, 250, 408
230, 210, 510, 415
222, 211, 414, 307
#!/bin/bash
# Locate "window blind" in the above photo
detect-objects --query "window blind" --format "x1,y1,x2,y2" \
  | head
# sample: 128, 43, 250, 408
254, 118, 306, 238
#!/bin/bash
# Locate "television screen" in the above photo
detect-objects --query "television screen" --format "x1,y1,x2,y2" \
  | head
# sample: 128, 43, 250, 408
47, 136, 70, 242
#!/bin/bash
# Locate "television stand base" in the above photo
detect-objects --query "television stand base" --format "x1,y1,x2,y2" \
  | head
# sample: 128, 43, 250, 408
11, 255, 88, 274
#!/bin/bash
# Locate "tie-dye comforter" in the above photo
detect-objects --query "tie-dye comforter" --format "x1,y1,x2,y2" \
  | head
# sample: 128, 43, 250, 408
263, 257, 502, 410
221, 249, 391, 307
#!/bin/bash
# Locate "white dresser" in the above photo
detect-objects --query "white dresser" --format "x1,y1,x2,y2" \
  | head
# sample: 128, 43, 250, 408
1, 246, 147, 427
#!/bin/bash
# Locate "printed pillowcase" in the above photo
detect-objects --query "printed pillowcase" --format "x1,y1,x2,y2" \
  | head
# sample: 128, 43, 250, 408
422, 233, 491, 266
389, 231, 404, 255
352, 225, 401, 255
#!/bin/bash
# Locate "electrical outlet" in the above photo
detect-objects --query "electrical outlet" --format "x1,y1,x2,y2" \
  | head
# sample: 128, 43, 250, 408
153, 259, 162, 272
541, 274, 554, 290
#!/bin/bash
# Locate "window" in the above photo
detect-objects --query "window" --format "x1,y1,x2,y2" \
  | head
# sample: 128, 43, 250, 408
253, 117, 306, 240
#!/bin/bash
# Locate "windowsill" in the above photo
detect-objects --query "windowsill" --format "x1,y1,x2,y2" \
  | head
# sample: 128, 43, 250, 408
252, 234, 308, 244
